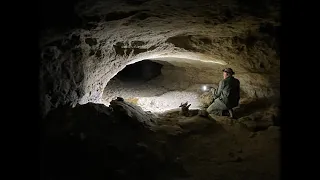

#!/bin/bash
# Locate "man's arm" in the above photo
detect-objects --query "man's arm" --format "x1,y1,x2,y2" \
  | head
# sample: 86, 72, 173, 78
213, 80, 224, 99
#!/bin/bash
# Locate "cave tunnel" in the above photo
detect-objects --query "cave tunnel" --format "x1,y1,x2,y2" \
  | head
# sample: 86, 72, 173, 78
39, 0, 281, 180
114, 60, 163, 83
102, 58, 241, 113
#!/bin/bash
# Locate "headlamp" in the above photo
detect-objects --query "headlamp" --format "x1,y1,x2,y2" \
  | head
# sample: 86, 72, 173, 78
202, 85, 208, 91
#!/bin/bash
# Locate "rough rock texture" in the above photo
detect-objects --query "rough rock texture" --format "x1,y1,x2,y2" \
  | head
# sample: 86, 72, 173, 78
41, 102, 189, 180
109, 98, 158, 128
39, 0, 280, 116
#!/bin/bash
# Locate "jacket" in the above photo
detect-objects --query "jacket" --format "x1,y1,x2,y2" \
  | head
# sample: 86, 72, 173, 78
213, 76, 240, 109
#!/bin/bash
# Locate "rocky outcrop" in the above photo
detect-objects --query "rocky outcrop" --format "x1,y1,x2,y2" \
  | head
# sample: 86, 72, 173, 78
41, 100, 189, 180
109, 98, 158, 128
39, 0, 280, 116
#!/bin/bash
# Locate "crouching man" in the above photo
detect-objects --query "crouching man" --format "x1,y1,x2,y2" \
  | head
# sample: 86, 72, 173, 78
207, 68, 240, 118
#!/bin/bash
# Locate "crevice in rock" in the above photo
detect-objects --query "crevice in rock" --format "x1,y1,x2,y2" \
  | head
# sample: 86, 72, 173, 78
85, 38, 98, 46
113, 42, 149, 56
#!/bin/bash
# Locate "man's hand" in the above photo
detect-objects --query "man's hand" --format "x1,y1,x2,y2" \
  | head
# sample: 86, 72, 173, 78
210, 88, 216, 94
210, 88, 218, 100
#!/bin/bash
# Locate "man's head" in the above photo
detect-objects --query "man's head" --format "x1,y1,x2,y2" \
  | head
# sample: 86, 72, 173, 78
222, 68, 235, 79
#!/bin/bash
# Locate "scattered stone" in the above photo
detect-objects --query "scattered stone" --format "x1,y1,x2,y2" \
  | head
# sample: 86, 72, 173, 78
268, 125, 280, 131
248, 132, 257, 138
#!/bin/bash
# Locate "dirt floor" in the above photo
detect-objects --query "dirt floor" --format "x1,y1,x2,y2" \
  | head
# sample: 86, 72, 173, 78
102, 76, 206, 112
152, 116, 280, 180
101, 77, 281, 179
42, 94, 280, 180
146, 98, 281, 180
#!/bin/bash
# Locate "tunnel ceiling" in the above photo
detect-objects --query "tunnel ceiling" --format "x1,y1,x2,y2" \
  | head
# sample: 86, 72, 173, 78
39, 0, 280, 116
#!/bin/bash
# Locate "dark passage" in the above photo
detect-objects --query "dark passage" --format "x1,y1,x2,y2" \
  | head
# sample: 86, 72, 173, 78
116, 60, 163, 82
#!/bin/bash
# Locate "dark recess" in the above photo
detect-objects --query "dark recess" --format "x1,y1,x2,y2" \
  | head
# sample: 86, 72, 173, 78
116, 60, 163, 82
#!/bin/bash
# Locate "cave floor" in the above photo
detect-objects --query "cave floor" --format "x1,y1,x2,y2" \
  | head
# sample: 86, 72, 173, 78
102, 77, 205, 112
42, 98, 280, 180
101, 78, 280, 180
149, 113, 280, 180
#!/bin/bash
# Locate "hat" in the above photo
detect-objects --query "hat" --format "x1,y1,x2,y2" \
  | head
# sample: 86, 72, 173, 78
222, 68, 235, 75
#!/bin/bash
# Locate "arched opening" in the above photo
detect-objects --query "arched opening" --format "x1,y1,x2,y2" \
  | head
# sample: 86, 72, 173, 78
115, 60, 163, 83
102, 58, 226, 113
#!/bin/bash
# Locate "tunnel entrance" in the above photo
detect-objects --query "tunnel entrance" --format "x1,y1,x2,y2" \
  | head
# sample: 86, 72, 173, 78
102, 58, 224, 113
116, 60, 163, 83
102, 58, 274, 115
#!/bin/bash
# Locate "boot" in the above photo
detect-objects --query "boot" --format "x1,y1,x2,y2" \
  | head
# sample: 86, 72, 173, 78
228, 109, 234, 118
